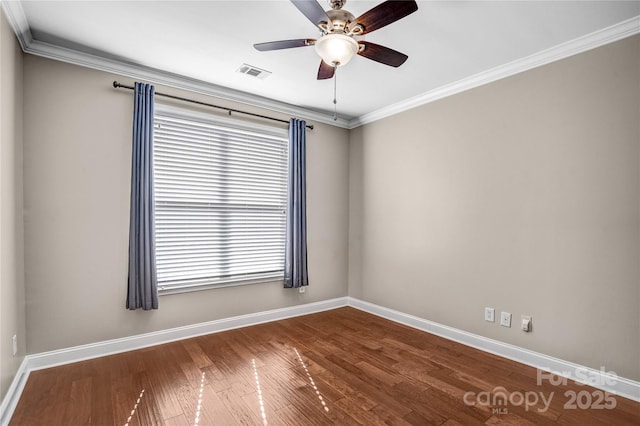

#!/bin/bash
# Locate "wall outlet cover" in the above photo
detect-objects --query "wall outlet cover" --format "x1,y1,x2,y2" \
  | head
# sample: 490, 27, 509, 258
500, 312, 512, 327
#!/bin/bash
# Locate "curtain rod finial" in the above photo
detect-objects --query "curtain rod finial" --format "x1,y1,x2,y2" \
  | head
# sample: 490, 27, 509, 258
113, 81, 119, 88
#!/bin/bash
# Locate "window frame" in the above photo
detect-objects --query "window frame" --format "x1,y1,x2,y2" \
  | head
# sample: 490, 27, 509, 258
153, 103, 289, 295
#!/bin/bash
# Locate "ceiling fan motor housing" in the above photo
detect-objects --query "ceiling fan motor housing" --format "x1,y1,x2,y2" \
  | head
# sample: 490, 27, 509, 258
322, 9, 359, 35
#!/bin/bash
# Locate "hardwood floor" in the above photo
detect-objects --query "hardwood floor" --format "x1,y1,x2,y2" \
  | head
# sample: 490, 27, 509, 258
10, 307, 640, 425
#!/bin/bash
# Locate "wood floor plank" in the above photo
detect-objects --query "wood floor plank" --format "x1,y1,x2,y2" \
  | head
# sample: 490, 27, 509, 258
162, 413, 189, 426
181, 338, 214, 369
61, 376, 92, 425
367, 403, 414, 426
9, 307, 640, 425
304, 350, 415, 418
332, 397, 387, 425
142, 354, 185, 421
216, 385, 263, 425
88, 359, 116, 425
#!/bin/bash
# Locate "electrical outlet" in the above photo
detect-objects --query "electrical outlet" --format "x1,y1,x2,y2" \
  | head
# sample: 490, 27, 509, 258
484, 307, 495, 322
298, 286, 306, 294
12, 335, 17, 356
521, 315, 532, 332
500, 312, 512, 328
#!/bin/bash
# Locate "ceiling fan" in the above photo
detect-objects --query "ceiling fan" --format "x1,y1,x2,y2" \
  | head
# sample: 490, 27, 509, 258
254, 0, 419, 80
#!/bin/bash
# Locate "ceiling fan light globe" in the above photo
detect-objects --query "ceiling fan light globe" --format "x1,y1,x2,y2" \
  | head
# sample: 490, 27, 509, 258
314, 33, 358, 67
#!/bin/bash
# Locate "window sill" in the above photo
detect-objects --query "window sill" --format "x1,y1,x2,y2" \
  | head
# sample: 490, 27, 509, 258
158, 276, 285, 296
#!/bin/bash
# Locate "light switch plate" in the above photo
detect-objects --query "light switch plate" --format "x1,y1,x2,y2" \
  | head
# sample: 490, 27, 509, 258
485, 307, 495, 322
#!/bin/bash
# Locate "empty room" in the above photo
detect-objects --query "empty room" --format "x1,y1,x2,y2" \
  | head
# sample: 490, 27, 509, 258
1, 0, 639, 424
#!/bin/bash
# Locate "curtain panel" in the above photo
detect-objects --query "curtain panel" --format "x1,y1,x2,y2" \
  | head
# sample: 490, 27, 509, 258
284, 118, 309, 288
127, 82, 158, 310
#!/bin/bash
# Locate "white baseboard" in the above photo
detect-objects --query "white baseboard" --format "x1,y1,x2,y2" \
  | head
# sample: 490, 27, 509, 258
2, 295, 638, 425
0, 296, 348, 424
347, 297, 640, 402
0, 359, 29, 426
26, 296, 349, 371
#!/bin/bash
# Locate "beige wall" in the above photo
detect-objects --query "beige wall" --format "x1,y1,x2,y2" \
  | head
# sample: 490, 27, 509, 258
5, 21, 639, 397
22, 55, 350, 354
349, 35, 640, 380
0, 8, 25, 400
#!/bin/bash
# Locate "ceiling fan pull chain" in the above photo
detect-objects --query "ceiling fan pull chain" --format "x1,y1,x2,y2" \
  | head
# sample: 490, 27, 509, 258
333, 64, 338, 121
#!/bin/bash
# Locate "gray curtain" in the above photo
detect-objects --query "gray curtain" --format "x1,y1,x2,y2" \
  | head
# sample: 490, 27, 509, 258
127, 82, 158, 310
284, 118, 309, 288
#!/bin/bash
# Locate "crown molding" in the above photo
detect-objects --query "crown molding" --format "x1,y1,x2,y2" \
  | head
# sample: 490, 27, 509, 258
25, 39, 352, 129
0, 0, 31, 49
0, 1, 351, 129
348, 15, 640, 129
3, 0, 639, 130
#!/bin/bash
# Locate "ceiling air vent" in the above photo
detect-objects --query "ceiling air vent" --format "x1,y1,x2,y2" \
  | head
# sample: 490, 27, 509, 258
236, 64, 271, 80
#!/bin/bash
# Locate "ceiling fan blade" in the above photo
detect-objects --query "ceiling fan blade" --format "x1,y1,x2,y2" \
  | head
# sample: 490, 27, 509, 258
350, 0, 418, 35
317, 60, 335, 80
358, 41, 408, 67
291, 0, 333, 30
254, 39, 316, 51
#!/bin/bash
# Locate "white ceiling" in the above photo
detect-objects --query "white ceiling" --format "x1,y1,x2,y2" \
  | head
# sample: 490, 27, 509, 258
4, 1, 640, 127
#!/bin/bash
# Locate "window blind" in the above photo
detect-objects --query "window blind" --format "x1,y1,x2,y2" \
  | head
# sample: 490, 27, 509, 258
153, 109, 288, 293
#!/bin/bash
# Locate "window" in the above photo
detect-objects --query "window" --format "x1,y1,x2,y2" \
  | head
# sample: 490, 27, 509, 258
153, 105, 288, 293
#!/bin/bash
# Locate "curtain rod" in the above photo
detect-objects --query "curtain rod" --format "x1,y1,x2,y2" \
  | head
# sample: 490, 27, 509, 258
112, 81, 314, 130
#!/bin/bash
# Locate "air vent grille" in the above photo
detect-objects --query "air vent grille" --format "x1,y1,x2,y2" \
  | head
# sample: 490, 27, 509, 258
236, 64, 272, 79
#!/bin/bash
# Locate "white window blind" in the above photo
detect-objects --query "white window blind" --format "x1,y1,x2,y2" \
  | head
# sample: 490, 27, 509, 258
153, 107, 288, 293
